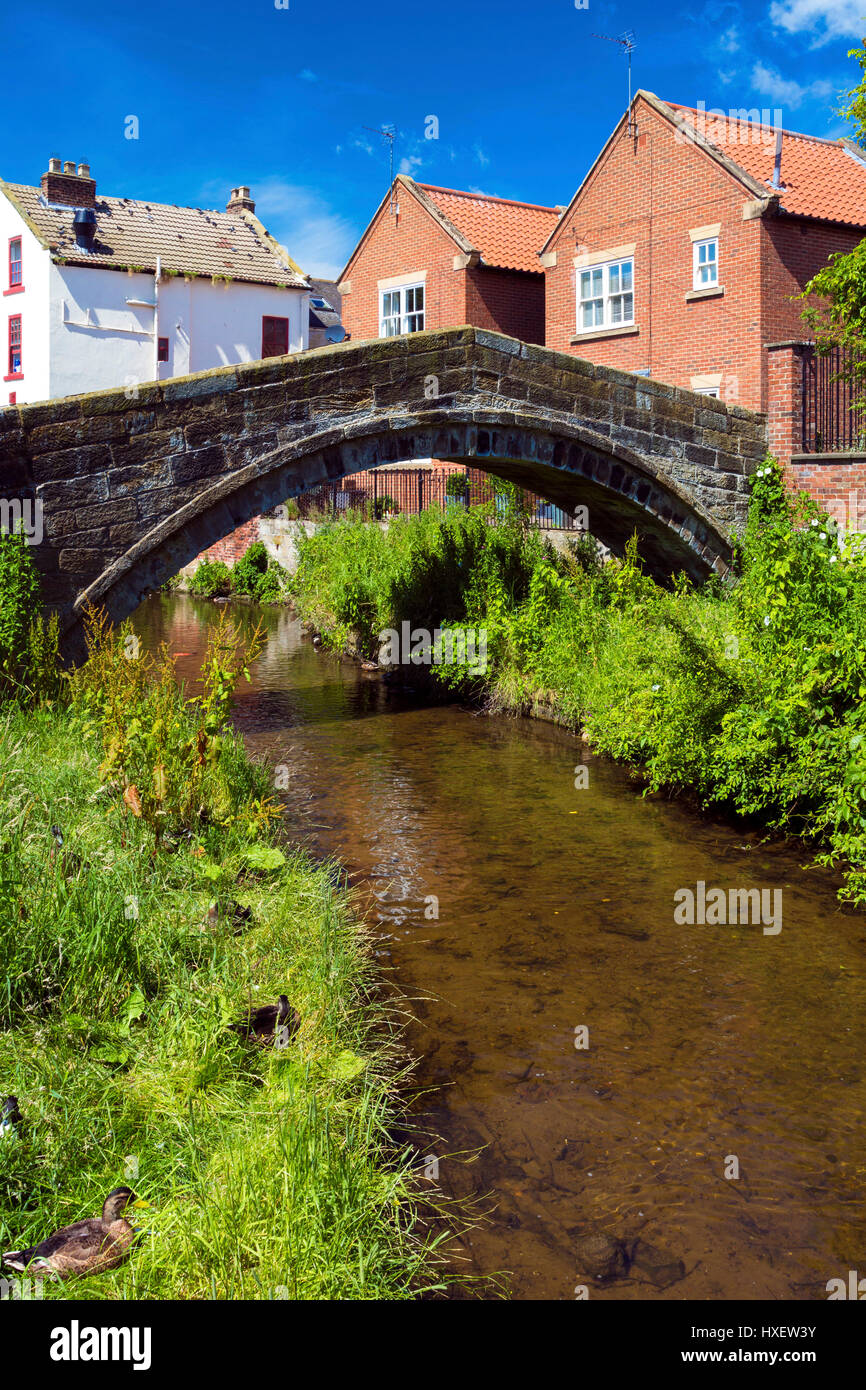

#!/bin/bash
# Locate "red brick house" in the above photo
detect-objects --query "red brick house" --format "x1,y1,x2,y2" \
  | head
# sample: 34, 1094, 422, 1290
541, 91, 866, 505
332, 175, 560, 498
338, 174, 560, 347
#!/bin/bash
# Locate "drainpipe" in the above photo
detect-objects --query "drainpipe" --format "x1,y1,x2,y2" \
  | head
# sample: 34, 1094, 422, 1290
153, 255, 161, 380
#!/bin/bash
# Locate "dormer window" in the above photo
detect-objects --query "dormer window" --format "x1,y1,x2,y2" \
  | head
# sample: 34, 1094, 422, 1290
8, 239, 22, 290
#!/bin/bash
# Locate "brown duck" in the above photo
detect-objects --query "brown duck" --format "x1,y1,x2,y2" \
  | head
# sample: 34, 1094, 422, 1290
207, 900, 254, 933
2, 1187, 143, 1279
230, 994, 300, 1046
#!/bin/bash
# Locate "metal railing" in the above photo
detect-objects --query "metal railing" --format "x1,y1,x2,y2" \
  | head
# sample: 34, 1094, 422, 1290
290, 466, 581, 528
801, 344, 866, 454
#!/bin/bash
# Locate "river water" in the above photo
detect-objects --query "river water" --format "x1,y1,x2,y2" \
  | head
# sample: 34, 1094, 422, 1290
134, 593, 866, 1301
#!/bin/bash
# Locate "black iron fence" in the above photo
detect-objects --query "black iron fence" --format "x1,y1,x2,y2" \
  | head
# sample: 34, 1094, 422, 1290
290, 466, 581, 529
801, 344, 866, 453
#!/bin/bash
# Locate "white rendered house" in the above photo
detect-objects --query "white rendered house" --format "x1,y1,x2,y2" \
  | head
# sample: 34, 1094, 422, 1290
0, 159, 311, 406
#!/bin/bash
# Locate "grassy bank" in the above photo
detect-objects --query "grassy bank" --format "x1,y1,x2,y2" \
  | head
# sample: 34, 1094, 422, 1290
0, 597, 447, 1299
289, 465, 866, 905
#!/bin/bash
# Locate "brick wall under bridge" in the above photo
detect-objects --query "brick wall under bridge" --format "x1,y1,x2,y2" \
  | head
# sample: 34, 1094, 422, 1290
0, 326, 766, 655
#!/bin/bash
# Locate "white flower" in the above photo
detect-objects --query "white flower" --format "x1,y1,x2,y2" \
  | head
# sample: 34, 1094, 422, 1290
764, 616, 771, 626
651, 684, 660, 692
819, 532, 827, 540
830, 555, 838, 564
811, 519, 820, 528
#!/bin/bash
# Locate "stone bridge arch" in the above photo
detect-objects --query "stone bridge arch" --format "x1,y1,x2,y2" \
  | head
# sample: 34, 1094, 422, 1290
0, 326, 766, 654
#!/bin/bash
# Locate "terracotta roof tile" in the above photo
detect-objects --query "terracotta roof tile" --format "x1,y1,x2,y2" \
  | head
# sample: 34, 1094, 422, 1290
416, 183, 560, 272
0, 183, 309, 287
667, 102, 866, 227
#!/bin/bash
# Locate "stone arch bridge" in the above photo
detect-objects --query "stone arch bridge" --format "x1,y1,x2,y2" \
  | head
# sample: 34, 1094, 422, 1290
0, 326, 765, 653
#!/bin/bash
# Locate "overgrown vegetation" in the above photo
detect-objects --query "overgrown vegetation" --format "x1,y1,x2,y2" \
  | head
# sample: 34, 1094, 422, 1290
0, 530, 61, 704
0, 540, 452, 1300
290, 470, 866, 904
188, 544, 287, 603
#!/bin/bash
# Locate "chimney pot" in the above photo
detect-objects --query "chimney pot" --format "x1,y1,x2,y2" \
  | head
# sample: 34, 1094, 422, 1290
226, 185, 255, 214
41, 158, 97, 209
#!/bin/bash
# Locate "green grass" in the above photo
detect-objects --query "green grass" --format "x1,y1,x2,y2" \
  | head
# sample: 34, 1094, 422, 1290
0, 706, 449, 1300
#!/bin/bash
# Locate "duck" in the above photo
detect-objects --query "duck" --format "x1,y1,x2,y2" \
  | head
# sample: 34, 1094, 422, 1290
230, 995, 300, 1045
1, 1188, 143, 1280
0, 1096, 21, 1139
207, 899, 254, 933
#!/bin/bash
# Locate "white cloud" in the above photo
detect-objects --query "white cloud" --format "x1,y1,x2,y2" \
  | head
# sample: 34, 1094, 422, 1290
473, 144, 490, 168
241, 179, 357, 279
297, 68, 318, 82
720, 24, 740, 53
718, 69, 737, 85
751, 60, 833, 109
769, 0, 864, 45
398, 154, 423, 175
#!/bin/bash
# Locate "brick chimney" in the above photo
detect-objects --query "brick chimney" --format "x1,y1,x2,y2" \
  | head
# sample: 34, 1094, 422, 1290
226, 185, 255, 214
41, 155, 97, 208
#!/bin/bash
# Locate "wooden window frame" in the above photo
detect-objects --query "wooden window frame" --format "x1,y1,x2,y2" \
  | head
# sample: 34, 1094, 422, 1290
4, 314, 23, 380
5, 237, 23, 295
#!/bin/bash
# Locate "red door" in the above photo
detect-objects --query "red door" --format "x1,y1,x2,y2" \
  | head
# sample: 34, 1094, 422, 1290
261, 315, 289, 358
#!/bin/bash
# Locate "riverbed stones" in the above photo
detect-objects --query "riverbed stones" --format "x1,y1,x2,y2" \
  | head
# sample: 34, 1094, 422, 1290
572, 1231, 630, 1283
629, 1240, 686, 1289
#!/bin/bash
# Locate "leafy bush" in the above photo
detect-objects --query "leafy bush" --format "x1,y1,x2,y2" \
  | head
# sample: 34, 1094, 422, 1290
188, 558, 233, 598
232, 541, 287, 602
68, 606, 275, 847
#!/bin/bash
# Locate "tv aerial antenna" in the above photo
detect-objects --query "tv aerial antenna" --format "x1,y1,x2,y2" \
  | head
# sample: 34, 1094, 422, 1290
592, 30, 637, 135
364, 124, 398, 210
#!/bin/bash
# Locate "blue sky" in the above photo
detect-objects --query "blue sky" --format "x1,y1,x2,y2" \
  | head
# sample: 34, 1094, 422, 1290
5, 0, 865, 276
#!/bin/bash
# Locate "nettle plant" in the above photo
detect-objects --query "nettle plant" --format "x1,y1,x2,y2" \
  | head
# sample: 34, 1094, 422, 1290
70, 607, 278, 846
0, 527, 61, 704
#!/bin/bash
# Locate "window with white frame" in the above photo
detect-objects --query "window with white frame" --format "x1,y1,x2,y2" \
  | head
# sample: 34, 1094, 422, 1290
693, 238, 719, 290
695, 385, 720, 398
379, 283, 425, 336
577, 259, 634, 332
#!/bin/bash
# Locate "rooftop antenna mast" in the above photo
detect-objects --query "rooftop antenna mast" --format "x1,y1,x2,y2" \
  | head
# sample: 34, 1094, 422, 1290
364, 124, 397, 210
592, 30, 637, 135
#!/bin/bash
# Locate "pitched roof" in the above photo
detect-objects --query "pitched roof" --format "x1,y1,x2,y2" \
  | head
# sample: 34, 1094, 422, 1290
308, 278, 344, 334
413, 182, 560, 273
542, 91, 866, 255
670, 103, 866, 227
0, 182, 310, 288
665, 102, 866, 227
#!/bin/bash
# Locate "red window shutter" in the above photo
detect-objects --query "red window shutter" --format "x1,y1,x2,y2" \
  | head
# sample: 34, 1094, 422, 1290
157, 337, 169, 362
262, 316, 289, 358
